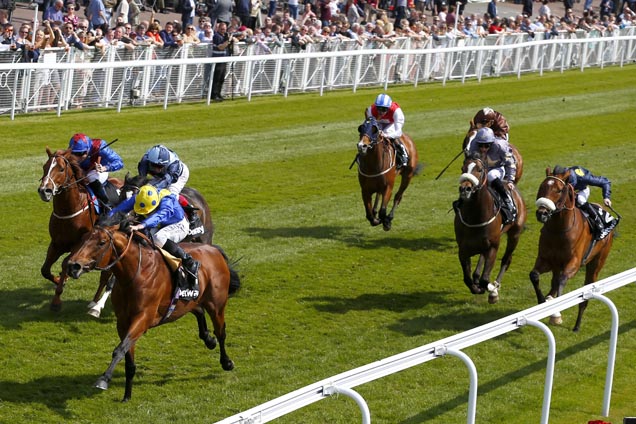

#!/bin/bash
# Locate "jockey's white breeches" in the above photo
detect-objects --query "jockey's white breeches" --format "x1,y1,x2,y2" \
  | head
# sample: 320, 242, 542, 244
152, 217, 189, 248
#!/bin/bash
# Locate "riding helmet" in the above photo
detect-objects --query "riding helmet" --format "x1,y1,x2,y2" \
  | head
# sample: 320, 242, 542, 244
146, 145, 171, 166
134, 185, 162, 215
69, 133, 91, 154
474, 127, 495, 145
374, 93, 392, 108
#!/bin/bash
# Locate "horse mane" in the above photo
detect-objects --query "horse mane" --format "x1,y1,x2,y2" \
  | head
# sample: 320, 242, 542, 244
59, 148, 88, 185
125, 173, 149, 188
466, 152, 483, 162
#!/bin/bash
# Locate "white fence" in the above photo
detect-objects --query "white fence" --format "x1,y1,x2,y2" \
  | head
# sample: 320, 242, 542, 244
215, 267, 636, 424
0, 29, 635, 119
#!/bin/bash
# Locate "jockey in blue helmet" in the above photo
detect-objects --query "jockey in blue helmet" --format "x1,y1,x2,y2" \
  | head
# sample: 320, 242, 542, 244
68, 133, 124, 212
468, 127, 517, 224
365, 93, 409, 170
137, 144, 203, 233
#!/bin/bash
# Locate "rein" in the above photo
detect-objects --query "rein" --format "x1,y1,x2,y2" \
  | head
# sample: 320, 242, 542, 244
44, 154, 93, 220
357, 136, 395, 178
457, 158, 502, 228
538, 176, 577, 233
95, 228, 139, 275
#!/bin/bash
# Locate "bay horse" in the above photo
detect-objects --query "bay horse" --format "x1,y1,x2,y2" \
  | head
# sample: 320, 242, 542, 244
530, 167, 617, 332
462, 126, 524, 184
86, 173, 217, 318
454, 154, 526, 303
356, 116, 422, 231
66, 218, 240, 401
37, 147, 123, 313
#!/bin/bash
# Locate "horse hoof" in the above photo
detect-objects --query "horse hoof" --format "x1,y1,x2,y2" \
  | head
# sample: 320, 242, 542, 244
549, 315, 563, 326
222, 359, 235, 371
488, 293, 499, 304
94, 377, 109, 391
50, 302, 62, 312
470, 285, 485, 295
204, 336, 217, 350
87, 307, 101, 318
382, 224, 391, 231
371, 219, 381, 227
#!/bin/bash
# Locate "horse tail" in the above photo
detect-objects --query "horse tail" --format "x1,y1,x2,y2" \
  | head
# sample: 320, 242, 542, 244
213, 244, 242, 296
413, 163, 424, 176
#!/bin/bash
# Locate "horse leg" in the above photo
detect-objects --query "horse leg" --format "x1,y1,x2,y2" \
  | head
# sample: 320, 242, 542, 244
386, 174, 412, 228
478, 246, 498, 292
95, 333, 135, 395
41, 243, 65, 286
88, 272, 115, 318
203, 301, 234, 371
380, 186, 394, 231
50, 254, 71, 312
489, 231, 522, 303
459, 253, 483, 294
193, 306, 217, 350
122, 348, 137, 402
363, 191, 380, 226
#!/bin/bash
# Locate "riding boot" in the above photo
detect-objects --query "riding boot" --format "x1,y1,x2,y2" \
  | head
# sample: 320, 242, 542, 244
580, 202, 603, 240
183, 204, 204, 236
392, 138, 409, 170
88, 180, 111, 213
163, 239, 200, 296
492, 178, 516, 224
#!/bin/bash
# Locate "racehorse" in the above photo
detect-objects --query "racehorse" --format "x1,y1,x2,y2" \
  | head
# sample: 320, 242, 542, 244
66, 218, 240, 401
85, 173, 217, 318
529, 167, 617, 332
37, 147, 123, 313
355, 116, 423, 231
454, 154, 526, 303
462, 126, 524, 184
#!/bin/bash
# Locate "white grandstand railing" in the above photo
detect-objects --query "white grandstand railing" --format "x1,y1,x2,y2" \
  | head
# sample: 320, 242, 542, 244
215, 267, 636, 424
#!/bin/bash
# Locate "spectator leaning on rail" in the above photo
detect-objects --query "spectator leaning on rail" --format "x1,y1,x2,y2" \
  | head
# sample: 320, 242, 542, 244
138, 144, 204, 233
68, 133, 124, 212
467, 127, 517, 224
109, 184, 201, 298
551, 165, 616, 240
365, 93, 409, 170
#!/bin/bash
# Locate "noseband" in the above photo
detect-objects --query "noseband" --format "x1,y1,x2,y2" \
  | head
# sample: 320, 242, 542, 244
459, 159, 487, 190
535, 176, 573, 218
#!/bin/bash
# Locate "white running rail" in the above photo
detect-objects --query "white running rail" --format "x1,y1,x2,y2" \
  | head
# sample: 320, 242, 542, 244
216, 267, 636, 424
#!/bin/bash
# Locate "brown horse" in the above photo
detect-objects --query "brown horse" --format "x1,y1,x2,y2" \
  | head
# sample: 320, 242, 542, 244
454, 154, 526, 303
356, 116, 422, 231
37, 147, 122, 312
66, 219, 240, 401
462, 127, 524, 184
529, 167, 617, 332
86, 174, 217, 318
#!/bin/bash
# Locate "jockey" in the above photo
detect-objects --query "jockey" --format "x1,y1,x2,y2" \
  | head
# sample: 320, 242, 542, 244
552, 165, 614, 240
472, 107, 510, 141
365, 93, 409, 170
68, 133, 124, 212
110, 184, 201, 294
468, 127, 517, 224
138, 145, 203, 233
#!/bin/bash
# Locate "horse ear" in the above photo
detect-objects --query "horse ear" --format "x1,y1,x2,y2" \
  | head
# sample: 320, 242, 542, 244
125, 171, 131, 181
545, 167, 551, 176
46, 146, 53, 157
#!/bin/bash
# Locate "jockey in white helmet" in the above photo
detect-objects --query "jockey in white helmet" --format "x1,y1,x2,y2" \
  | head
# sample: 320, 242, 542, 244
365, 93, 409, 170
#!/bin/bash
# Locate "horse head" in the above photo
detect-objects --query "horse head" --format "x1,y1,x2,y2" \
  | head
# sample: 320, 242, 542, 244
535, 168, 575, 223
67, 219, 134, 279
458, 154, 487, 201
120, 173, 149, 203
357, 117, 381, 155
38, 147, 84, 202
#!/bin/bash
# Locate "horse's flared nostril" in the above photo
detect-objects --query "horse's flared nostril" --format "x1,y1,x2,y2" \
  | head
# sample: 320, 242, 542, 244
68, 262, 83, 279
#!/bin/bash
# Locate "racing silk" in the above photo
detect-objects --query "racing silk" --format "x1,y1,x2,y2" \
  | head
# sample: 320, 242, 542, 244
137, 149, 184, 191
567, 166, 611, 200
110, 191, 186, 230
365, 101, 405, 138
79, 139, 124, 173
468, 138, 516, 182
473, 107, 509, 140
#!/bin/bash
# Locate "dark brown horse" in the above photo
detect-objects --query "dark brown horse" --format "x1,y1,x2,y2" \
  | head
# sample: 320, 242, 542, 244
530, 167, 617, 332
66, 219, 240, 401
356, 116, 422, 231
37, 147, 123, 313
462, 127, 524, 184
454, 154, 526, 303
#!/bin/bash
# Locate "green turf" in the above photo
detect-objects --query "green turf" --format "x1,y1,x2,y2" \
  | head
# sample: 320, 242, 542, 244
1, 66, 635, 424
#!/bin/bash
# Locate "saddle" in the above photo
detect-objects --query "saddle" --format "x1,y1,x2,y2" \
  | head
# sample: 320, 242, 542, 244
581, 204, 618, 241
158, 247, 200, 301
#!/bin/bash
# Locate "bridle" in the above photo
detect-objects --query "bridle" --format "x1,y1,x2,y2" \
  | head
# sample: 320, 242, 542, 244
356, 121, 395, 178
536, 176, 575, 217
93, 227, 142, 284
41, 154, 93, 220
456, 158, 501, 228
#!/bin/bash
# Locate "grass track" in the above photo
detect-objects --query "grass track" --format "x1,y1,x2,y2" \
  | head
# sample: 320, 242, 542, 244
1, 66, 635, 423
